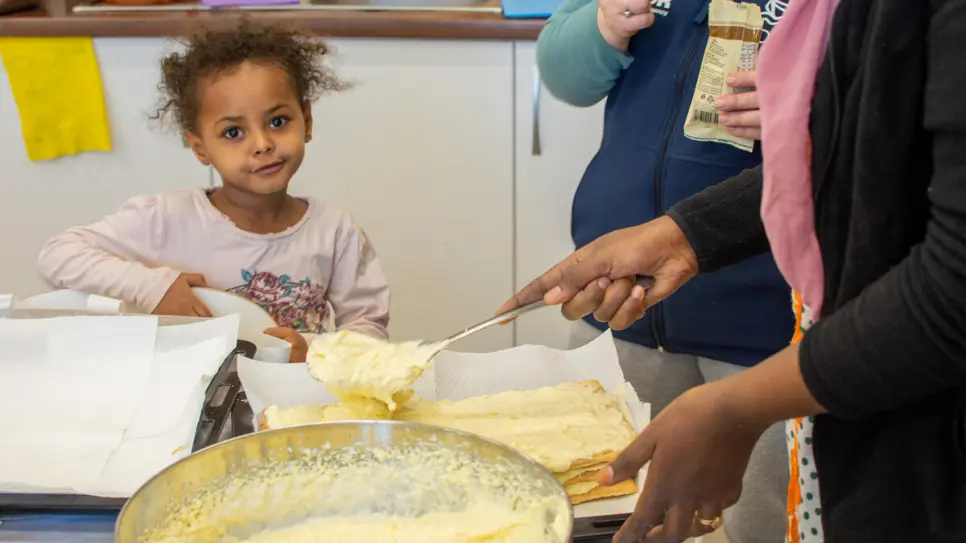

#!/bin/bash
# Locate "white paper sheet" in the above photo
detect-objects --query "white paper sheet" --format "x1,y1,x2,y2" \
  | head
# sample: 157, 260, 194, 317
0, 317, 158, 434
95, 381, 207, 497
0, 434, 122, 493
125, 337, 233, 439
155, 314, 239, 354
0, 315, 239, 496
236, 330, 650, 518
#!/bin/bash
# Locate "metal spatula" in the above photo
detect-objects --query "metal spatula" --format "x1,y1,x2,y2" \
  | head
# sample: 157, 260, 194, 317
425, 275, 656, 359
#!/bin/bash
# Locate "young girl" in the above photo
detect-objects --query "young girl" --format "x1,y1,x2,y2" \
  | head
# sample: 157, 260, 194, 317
37, 22, 390, 363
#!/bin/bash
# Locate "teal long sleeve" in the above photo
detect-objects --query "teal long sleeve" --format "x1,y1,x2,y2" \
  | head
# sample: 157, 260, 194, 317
536, 0, 634, 107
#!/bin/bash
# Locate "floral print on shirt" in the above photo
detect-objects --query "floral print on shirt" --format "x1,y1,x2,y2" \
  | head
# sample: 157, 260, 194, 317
787, 291, 824, 543
228, 270, 328, 333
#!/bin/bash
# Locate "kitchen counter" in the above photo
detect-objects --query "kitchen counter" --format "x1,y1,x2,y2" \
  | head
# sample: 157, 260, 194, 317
0, 512, 115, 542
0, 5, 544, 39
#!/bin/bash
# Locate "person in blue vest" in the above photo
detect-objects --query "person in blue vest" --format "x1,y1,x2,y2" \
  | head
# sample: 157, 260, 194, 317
536, 1, 792, 542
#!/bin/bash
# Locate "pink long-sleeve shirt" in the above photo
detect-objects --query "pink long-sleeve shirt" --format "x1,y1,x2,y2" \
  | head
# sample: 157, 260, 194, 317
37, 189, 390, 338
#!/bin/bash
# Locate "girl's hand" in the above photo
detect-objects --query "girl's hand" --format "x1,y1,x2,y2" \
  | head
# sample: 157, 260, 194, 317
264, 327, 308, 363
604, 384, 769, 542
597, 0, 656, 52
153, 273, 212, 317
715, 71, 762, 140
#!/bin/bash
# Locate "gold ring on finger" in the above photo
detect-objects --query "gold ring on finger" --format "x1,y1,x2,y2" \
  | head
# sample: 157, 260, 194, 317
696, 515, 722, 530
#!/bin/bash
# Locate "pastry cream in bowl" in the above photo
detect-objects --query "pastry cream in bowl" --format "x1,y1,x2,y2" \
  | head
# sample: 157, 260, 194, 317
115, 422, 573, 543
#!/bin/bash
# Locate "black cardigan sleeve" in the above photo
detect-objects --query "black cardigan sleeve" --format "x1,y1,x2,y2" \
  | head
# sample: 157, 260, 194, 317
666, 166, 771, 274
800, 0, 966, 419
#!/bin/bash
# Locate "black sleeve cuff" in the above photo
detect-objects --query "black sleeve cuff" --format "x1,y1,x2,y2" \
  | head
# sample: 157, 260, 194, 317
667, 166, 770, 273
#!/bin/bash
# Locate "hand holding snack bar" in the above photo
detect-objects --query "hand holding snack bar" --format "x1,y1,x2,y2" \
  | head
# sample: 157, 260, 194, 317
683, 0, 764, 152
716, 71, 762, 140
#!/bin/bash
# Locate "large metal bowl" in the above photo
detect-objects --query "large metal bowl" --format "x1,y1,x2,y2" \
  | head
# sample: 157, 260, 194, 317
115, 421, 574, 542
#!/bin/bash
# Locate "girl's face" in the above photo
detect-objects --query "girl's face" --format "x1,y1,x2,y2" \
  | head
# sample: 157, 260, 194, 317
186, 60, 312, 197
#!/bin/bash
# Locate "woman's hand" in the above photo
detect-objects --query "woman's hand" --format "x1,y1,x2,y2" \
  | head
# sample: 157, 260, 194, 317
153, 273, 212, 318
716, 71, 762, 140
604, 384, 769, 542
597, 0, 656, 53
264, 327, 308, 363
606, 344, 827, 541
499, 216, 698, 330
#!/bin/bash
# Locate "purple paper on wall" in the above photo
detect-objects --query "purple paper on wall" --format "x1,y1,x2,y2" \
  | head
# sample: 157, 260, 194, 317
201, 0, 300, 7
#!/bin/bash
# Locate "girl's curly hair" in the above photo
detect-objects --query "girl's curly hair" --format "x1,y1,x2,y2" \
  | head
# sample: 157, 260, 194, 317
155, 19, 347, 132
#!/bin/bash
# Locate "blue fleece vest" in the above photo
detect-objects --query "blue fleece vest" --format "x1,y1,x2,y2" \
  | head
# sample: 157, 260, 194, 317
572, 0, 793, 366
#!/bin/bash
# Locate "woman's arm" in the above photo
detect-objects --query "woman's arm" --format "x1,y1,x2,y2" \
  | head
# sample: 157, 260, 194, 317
667, 166, 770, 273
499, 166, 767, 318
536, 0, 633, 107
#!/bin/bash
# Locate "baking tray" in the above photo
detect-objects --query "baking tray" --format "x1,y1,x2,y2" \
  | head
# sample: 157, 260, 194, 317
573, 513, 633, 541
0, 340, 256, 514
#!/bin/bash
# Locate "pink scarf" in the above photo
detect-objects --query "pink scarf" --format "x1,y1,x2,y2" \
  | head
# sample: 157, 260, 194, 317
757, 0, 840, 318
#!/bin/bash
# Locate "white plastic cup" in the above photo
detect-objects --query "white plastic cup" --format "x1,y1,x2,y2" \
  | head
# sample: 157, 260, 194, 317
252, 333, 292, 364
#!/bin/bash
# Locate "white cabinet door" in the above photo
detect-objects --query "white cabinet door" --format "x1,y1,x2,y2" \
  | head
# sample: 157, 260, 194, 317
292, 39, 515, 353
513, 41, 606, 349
0, 38, 208, 297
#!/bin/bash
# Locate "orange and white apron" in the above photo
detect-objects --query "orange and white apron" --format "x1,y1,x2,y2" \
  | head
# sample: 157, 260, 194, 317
786, 291, 824, 543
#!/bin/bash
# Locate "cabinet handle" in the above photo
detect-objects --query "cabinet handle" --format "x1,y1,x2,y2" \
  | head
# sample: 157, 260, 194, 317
531, 69, 542, 156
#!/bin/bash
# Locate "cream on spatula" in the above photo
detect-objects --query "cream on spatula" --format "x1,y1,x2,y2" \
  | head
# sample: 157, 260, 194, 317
307, 277, 654, 411
306, 331, 442, 411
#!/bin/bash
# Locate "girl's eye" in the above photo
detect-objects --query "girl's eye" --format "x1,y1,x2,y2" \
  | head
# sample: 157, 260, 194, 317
223, 127, 242, 139
269, 116, 287, 129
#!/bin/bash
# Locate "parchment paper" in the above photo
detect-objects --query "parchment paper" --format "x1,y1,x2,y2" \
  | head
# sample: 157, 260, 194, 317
0, 315, 238, 496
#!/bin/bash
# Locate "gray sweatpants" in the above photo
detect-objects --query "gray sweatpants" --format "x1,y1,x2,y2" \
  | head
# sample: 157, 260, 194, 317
571, 320, 787, 543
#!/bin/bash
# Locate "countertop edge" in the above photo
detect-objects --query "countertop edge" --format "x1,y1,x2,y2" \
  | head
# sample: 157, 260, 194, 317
0, 10, 546, 39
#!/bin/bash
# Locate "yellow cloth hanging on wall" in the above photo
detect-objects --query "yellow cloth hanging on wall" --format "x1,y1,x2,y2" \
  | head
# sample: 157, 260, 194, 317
0, 37, 112, 162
